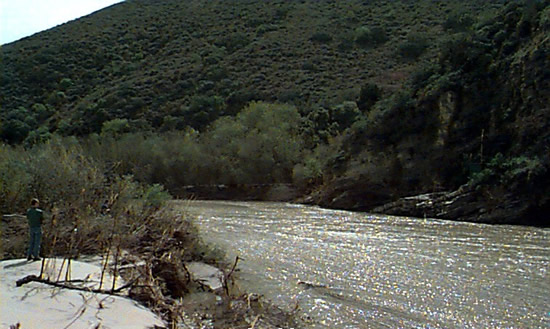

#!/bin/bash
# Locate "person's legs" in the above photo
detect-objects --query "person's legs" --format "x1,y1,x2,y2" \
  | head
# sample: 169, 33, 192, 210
33, 229, 42, 259
27, 230, 34, 259
28, 228, 42, 259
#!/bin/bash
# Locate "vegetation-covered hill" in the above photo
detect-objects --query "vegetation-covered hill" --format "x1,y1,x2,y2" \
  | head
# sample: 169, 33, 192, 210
1, 0, 506, 139
1, 0, 549, 226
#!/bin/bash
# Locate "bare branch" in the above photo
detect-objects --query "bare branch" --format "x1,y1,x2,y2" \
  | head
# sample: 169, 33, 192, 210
16, 274, 140, 295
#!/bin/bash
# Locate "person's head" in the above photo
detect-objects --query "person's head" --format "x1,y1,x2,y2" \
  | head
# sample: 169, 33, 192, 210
31, 198, 39, 207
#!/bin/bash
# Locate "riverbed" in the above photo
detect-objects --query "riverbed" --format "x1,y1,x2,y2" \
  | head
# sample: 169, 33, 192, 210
179, 200, 549, 328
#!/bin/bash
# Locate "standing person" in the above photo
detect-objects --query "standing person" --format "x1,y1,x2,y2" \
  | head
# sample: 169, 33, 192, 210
26, 198, 44, 261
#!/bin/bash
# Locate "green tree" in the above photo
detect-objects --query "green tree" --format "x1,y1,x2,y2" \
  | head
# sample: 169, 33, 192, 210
203, 102, 304, 184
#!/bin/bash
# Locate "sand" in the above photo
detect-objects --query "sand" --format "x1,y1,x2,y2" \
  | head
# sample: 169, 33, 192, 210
0, 258, 164, 329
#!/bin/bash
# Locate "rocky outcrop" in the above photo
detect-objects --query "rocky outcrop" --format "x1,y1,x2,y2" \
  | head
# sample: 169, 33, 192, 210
371, 185, 480, 220
370, 183, 549, 227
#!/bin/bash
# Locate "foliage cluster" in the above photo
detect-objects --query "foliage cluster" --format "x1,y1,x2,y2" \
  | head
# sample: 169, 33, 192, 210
84, 102, 313, 190
469, 153, 547, 187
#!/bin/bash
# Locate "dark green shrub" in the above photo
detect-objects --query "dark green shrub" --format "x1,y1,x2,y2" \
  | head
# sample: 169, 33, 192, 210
24, 126, 52, 146
310, 31, 333, 44
215, 32, 250, 52
438, 33, 493, 73
301, 106, 338, 146
206, 66, 228, 81
59, 78, 73, 90
336, 33, 354, 51
443, 11, 475, 32
357, 83, 382, 112
364, 90, 419, 144
256, 24, 279, 36
277, 90, 301, 104
292, 155, 323, 188
46, 91, 67, 106
354, 26, 388, 48
330, 101, 361, 131
410, 65, 438, 91
397, 33, 429, 59
143, 183, 171, 209
469, 153, 547, 186
225, 89, 265, 115
31, 103, 55, 122
1, 118, 31, 144
301, 60, 318, 72
160, 115, 181, 132
185, 95, 226, 130
246, 18, 266, 28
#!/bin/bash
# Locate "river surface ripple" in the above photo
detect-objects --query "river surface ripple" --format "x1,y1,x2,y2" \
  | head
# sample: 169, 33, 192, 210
180, 200, 549, 329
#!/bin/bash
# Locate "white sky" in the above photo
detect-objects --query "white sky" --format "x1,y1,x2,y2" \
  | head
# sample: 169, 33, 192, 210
0, 0, 124, 45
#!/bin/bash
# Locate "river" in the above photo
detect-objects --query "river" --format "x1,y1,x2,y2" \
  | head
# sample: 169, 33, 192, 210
180, 200, 549, 329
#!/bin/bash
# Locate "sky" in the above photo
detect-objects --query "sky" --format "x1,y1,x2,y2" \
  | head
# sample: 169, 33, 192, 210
0, 0, 124, 45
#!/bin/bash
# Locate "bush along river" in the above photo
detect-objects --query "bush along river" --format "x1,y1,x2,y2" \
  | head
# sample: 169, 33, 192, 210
180, 201, 549, 328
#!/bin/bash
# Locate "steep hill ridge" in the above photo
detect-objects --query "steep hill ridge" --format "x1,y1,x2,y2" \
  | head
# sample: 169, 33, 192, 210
1, 0, 504, 137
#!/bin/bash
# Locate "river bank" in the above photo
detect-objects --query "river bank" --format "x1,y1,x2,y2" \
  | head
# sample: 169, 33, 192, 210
176, 182, 549, 228
1, 205, 301, 329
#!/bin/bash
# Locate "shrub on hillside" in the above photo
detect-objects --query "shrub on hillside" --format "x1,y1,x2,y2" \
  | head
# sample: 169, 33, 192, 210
256, 23, 279, 36
336, 33, 355, 51
410, 65, 438, 91
443, 11, 475, 32
185, 95, 226, 130
438, 33, 493, 74
357, 83, 382, 112
215, 32, 250, 52
24, 126, 52, 146
31, 103, 55, 122
301, 106, 338, 146
361, 91, 420, 145
330, 101, 362, 131
354, 26, 388, 48
397, 33, 429, 59
310, 31, 333, 44
0, 106, 35, 144
469, 153, 547, 187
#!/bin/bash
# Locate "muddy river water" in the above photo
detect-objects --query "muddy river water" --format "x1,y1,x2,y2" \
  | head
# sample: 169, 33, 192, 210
181, 200, 549, 328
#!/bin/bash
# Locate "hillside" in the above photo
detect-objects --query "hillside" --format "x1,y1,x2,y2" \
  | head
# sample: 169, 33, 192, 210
1, 0, 505, 138
1, 0, 549, 226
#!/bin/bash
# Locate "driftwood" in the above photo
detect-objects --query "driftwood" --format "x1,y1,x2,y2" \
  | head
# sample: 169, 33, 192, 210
15, 274, 139, 295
